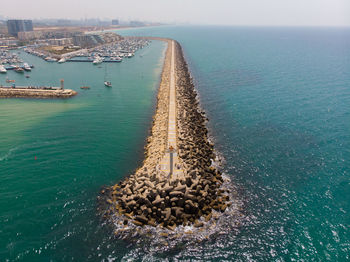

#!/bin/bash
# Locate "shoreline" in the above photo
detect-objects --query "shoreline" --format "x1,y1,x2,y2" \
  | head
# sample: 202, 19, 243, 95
99, 39, 231, 231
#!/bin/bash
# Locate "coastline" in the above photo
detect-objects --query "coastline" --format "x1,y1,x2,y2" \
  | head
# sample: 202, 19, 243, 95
99, 39, 231, 231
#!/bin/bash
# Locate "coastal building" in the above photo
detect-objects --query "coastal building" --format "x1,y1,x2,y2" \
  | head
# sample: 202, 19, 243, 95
46, 38, 73, 46
0, 38, 18, 47
100, 32, 123, 43
7, 20, 33, 37
72, 32, 122, 48
18, 31, 43, 41
72, 34, 104, 48
112, 19, 119, 25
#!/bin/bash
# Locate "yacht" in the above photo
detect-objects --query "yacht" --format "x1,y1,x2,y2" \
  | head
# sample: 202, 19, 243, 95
0, 65, 7, 73
45, 57, 57, 62
110, 57, 122, 62
14, 67, 24, 73
23, 63, 31, 71
58, 58, 66, 63
93, 56, 103, 65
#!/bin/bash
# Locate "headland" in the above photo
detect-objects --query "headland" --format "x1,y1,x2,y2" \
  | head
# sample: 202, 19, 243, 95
99, 38, 231, 231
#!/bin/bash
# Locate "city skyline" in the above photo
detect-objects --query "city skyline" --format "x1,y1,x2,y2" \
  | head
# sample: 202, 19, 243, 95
1, 0, 350, 27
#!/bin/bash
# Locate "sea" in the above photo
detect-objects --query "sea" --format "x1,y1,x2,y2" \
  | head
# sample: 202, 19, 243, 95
0, 26, 349, 261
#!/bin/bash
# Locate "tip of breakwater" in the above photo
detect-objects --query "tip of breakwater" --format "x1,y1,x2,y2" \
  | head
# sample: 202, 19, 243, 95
97, 39, 242, 247
97, 173, 244, 249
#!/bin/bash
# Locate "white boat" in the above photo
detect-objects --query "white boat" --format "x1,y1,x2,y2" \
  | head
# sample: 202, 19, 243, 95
58, 58, 66, 63
104, 81, 112, 87
110, 57, 122, 62
45, 57, 57, 62
0, 65, 7, 73
104, 64, 112, 87
23, 63, 31, 71
92, 56, 103, 65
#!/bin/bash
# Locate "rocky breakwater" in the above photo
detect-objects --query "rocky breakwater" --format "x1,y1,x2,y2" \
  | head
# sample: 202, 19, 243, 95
99, 40, 231, 231
0, 87, 77, 98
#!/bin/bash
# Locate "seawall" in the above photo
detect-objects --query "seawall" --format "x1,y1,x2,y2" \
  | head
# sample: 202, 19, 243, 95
0, 87, 77, 98
99, 39, 231, 231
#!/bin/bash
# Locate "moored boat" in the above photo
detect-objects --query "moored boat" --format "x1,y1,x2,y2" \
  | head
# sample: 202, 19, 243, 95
14, 67, 24, 73
93, 56, 103, 65
0, 64, 7, 73
109, 57, 122, 62
58, 58, 66, 63
23, 63, 31, 71
45, 57, 57, 62
80, 86, 90, 89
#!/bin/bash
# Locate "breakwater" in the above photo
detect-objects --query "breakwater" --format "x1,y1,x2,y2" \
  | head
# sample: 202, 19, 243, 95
99, 39, 231, 231
0, 87, 77, 98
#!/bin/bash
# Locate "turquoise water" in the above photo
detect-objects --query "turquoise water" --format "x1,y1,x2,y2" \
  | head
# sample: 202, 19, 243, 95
118, 26, 350, 260
1, 26, 350, 261
0, 40, 166, 260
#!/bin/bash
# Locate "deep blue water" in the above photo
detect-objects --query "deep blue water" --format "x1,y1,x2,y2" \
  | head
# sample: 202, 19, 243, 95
1, 26, 350, 261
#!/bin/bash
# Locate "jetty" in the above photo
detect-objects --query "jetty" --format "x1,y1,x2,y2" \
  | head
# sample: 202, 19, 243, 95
99, 39, 231, 230
0, 80, 77, 98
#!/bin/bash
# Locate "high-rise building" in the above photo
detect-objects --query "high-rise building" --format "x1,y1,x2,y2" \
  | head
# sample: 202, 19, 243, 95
7, 20, 33, 37
112, 19, 119, 25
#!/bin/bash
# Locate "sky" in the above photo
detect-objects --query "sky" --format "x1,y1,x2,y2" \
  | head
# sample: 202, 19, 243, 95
1, 0, 350, 27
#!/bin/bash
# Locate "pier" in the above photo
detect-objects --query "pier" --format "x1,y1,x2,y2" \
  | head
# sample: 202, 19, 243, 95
0, 81, 77, 98
66, 59, 122, 63
0, 85, 61, 90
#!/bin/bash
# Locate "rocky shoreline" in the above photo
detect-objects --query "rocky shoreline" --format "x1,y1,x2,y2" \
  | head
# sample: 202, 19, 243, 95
0, 88, 77, 98
98, 40, 231, 231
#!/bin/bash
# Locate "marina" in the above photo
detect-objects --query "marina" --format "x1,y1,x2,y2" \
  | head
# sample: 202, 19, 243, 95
23, 37, 149, 65
1, 49, 34, 73
0, 49, 23, 64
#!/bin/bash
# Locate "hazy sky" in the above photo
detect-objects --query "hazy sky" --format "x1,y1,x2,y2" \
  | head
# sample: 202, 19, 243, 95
2, 0, 350, 27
